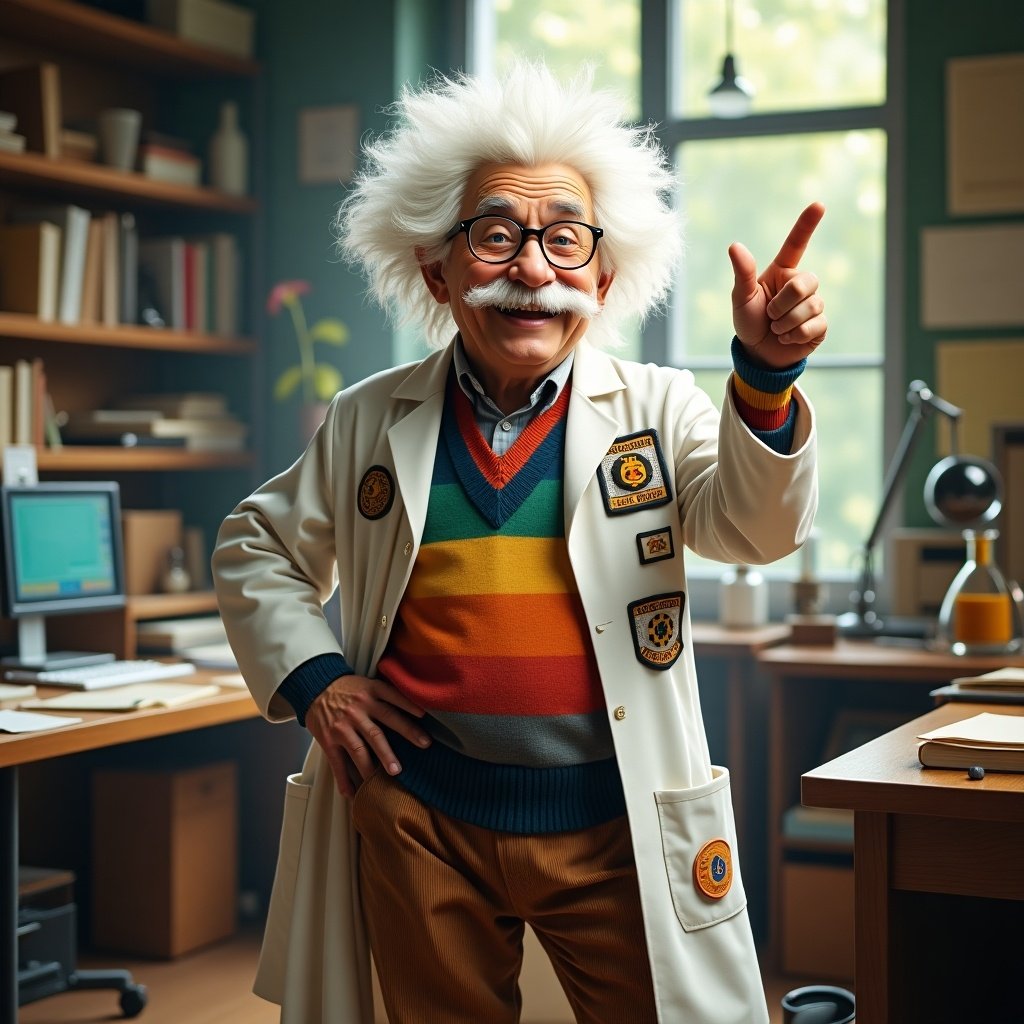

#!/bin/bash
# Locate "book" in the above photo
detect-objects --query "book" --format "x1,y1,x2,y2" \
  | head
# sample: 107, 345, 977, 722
119, 212, 138, 325
64, 413, 246, 441
13, 358, 32, 444
0, 63, 61, 156
100, 211, 120, 327
0, 110, 16, 132
0, 221, 61, 321
951, 667, 1024, 689
11, 204, 90, 324
139, 143, 201, 187
918, 711, 1024, 772
79, 216, 104, 325
138, 236, 186, 329
0, 131, 26, 153
60, 127, 98, 162
136, 614, 227, 653
0, 365, 12, 451
20, 681, 221, 712
0, 681, 37, 701
112, 391, 228, 419
181, 641, 237, 669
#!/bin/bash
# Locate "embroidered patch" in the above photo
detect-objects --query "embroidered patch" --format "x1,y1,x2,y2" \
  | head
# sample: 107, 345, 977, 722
358, 465, 395, 520
627, 592, 685, 670
692, 838, 732, 900
636, 526, 674, 565
598, 430, 672, 516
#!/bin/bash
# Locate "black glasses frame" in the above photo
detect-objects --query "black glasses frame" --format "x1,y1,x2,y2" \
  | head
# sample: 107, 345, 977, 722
444, 215, 604, 269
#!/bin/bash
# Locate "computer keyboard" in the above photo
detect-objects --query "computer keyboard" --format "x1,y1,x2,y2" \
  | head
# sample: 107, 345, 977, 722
19, 659, 197, 690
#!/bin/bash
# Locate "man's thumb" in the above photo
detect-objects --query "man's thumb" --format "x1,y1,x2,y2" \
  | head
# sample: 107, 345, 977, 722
728, 242, 758, 305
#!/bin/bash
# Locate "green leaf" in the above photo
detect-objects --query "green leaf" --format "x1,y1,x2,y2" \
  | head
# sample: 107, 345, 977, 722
273, 366, 303, 402
312, 363, 343, 401
310, 318, 349, 346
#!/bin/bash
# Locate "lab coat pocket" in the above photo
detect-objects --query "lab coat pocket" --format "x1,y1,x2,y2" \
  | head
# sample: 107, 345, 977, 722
254, 773, 312, 1001
655, 765, 747, 931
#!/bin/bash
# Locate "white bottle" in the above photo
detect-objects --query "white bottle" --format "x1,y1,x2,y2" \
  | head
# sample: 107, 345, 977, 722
209, 101, 248, 196
719, 564, 769, 628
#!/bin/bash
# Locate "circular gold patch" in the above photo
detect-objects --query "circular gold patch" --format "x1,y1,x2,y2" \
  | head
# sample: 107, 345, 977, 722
358, 465, 395, 520
692, 838, 732, 900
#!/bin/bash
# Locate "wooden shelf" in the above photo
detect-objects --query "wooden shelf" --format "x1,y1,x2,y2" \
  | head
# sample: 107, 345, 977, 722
126, 591, 219, 621
0, 150, 259, 212
0, 312, 257, 354
37, 447, 253, 471
0, 0, 262, 78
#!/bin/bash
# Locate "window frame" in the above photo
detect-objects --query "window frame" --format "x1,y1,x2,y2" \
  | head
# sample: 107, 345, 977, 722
459, 0, 907, 614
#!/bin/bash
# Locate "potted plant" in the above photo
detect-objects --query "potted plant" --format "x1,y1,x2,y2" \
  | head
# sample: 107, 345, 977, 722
267, 279, 348, 440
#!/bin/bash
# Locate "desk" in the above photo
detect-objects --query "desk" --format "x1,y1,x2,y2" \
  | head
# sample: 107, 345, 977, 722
758, 641, 1024, 977
802, 702, 1024, 1024
0, 673, 260, 1024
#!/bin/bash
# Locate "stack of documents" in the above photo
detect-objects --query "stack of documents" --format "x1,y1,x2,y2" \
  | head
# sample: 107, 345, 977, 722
20, 681, 221, 712
918, 712, 1024, 771
931, 667, 1024, 705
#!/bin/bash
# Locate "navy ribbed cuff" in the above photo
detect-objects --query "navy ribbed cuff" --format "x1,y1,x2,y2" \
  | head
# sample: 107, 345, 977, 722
278, 652, 354, 727
731, 336, 806, 392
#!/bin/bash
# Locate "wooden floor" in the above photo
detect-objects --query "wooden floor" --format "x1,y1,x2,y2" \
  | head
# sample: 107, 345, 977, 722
19, 930, 829, 1024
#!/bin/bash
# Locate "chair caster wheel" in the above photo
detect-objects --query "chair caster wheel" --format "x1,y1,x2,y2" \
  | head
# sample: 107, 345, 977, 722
120, 983, 148, 1017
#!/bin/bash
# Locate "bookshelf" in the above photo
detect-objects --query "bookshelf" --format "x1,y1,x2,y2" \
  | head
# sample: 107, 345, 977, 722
0, 0, 264, 656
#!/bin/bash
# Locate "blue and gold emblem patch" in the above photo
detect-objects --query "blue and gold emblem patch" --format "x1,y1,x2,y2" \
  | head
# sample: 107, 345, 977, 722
598, 430, 672, 516
627, 591, 685, 670
692, 838, 732, 900
358, 465, 395, 520
636, 526, 674, 566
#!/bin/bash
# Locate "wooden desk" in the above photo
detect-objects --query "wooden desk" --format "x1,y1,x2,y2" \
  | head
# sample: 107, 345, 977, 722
0, 673, 260, 1024
758, 641, 1024, 978
802, 702, 1024, 1024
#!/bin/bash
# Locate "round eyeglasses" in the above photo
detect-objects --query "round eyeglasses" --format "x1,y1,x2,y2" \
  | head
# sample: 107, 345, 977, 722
445, 215, 604, 270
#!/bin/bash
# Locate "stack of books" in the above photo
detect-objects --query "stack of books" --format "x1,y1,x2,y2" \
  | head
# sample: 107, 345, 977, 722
918, 710, 1024, 771
62, 391, 247, 451
0, 110, 26, 153
138, 131, 201, 187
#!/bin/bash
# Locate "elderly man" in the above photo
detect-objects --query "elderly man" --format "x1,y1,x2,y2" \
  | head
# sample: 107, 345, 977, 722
213, 62, 825, 1024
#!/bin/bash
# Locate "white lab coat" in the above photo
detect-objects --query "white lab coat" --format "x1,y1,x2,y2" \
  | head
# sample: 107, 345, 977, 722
212, 337, 817, 1023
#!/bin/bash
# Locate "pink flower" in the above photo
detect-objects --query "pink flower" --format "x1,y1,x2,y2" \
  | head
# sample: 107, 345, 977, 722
266, 279, 311, 315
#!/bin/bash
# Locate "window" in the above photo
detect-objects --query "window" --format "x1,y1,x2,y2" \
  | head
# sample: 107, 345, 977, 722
467, 0, 896, 583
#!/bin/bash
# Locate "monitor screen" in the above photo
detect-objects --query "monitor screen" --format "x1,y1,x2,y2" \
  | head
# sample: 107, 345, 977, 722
1, 482, 126, 617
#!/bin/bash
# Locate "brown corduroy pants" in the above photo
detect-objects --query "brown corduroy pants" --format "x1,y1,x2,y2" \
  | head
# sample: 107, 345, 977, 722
352, 771, 659, 1024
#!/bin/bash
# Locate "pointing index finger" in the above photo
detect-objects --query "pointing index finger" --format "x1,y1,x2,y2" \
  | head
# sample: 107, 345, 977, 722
773, 202, 825, 270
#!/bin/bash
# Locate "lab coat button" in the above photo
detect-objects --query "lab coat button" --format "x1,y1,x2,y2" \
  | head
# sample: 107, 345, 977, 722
380, 614, 388, 628
403, 542, 412, 556
614, 706, 626, 721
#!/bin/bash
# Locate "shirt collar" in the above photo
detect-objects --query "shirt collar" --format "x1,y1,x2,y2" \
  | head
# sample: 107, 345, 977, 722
453, 335, 574, 418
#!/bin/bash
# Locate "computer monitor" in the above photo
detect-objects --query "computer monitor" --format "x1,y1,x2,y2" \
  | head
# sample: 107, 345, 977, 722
1, 481, 125, 669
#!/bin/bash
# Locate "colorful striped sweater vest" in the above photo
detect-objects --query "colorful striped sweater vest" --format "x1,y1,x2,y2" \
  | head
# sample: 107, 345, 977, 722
375, 375, 625, 833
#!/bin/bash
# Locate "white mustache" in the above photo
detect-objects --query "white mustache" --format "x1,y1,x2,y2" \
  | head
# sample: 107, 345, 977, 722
462, 279, 601, 319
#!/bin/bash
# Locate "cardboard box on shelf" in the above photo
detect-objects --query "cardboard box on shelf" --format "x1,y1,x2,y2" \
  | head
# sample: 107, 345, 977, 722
146, 0, 255, 59
92, 761, 238, 958
121, 509, 182, 595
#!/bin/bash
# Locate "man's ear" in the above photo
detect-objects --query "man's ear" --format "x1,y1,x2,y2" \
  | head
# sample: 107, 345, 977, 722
415, 246, 450, 305
596, 269, 615, 306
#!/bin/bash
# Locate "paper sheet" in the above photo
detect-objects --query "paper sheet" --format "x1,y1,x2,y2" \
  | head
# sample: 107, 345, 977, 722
0, 709, 82, 733
918, 712, 1024, 748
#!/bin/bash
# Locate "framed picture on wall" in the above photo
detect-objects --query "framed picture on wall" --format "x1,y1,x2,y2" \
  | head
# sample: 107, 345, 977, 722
947, 54, 1024, 215
993, 423, 1024, 590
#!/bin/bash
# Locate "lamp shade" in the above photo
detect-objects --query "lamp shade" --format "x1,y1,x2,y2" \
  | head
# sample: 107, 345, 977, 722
708, 53, 754, 118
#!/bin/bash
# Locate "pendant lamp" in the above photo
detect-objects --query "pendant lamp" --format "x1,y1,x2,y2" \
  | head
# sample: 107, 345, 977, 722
708, 0, 754, 118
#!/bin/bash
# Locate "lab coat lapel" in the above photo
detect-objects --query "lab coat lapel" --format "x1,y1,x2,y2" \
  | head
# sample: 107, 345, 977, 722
564, 341, 625, 539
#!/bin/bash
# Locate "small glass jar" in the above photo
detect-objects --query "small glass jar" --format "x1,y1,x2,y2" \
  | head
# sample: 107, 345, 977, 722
719, 564, 768, 628
936, 528, 1021, 656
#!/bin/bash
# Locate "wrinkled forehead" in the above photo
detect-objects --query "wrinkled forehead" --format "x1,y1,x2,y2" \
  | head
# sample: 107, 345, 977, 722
460, 162, 595, 222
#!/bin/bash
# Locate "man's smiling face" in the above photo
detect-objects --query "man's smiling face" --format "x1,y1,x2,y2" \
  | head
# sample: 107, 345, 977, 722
420, 162, 614, 410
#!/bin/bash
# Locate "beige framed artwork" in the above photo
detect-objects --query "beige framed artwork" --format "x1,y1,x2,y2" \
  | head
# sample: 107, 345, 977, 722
946, 53, 1024, 215
298, 104, 359, 185
992, 423, 1024, 590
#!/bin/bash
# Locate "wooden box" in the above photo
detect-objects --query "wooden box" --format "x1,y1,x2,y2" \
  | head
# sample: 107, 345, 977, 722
780, 862, 854, 981
92, 761, 238, 958
121, 509, 182, 595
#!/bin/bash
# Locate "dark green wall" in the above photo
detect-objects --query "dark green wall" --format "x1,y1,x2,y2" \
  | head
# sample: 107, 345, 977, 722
249, 0, 457, 475
902, 0, 1024, 525
254, 2, 1024, 514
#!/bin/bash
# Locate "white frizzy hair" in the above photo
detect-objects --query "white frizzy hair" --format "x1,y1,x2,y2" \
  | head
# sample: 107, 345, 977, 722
335, 61, 683, 351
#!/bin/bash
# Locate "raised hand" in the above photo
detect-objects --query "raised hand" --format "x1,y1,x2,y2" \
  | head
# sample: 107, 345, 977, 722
728, 202, 828, 369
